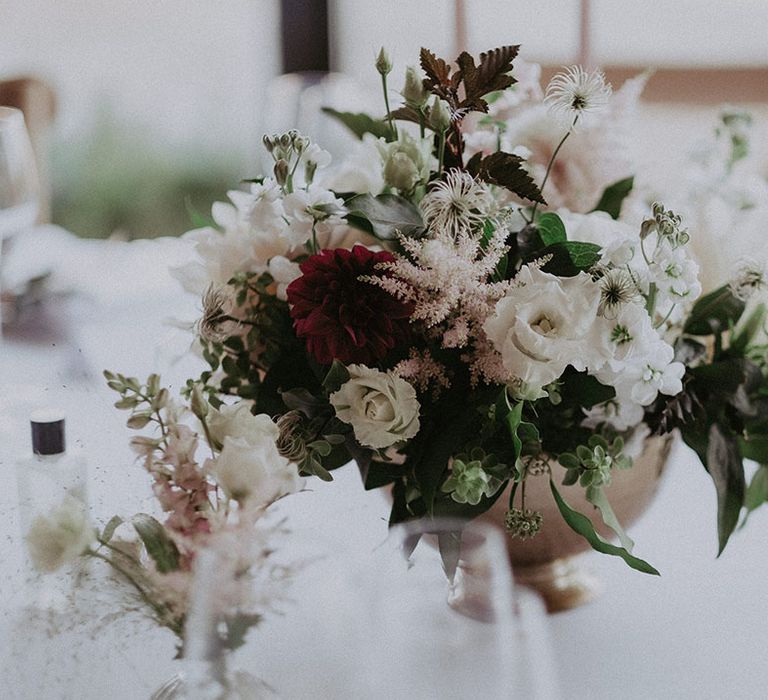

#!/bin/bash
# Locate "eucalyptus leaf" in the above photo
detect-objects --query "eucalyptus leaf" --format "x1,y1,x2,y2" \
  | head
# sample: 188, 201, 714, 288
585, 485, 635, 552
549, 480, 659, 575
131, 513, 181, 573
320, 107, 391, 140
346, 193, 424, 239
590, 176, 634, 219
706, 423, 746, 555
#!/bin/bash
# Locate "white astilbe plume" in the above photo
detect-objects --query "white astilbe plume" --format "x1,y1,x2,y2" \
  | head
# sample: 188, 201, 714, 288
394, 348, 451, 397
367, 217, 512, 384
420, 170, 494, 238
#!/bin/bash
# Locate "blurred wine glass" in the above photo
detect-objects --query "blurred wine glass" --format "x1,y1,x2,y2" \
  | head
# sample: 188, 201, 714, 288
0, 106, 40, 331
364, 518, 561, 700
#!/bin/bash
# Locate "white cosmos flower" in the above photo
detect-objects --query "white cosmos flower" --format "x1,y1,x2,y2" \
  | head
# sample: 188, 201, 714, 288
484, 265, 604, 391
330, 365, 420, 449
26, 495, 94, 573
544, 66, 612, 126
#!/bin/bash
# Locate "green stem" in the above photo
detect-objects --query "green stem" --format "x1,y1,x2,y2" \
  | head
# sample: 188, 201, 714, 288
381, 75, 395, 140
531, 116, 578, 220
645, 282, 657, 317
418, 109, 425, 139
437, 129, 447, 175
311, 222, 319, 255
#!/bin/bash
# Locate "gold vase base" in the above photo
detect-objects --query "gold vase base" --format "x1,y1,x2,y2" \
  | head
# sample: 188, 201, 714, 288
512, 556, 603, 614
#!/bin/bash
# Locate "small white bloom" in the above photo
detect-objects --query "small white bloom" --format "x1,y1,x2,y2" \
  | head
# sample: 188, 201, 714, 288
544, 65, 612, 126
26, 495, 93, 573
729, 257, 768, 301
283, 184, 347, 248
209, 423, 303, 506
267, 255, 301, 301
582, 397, 645, 432
330, 365, 420, 449
484, 266, 604, 391
303, 143, 332, 169
420, 170, 494, 238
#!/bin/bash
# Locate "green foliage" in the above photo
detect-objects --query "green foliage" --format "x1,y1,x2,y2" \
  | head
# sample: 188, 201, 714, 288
590, 176, 634, 219
705, 424, 746, 555
742, 465, 768, 526
441, 454, 504, 505
322, 360, 351, 394
528, 241, 602, 277
549, 480, 659, 575
345, 193, 425, 239
558, 433, 631, 490
131, 513, 181, 574
100, 515, 124, 544
321, 107, 392, 140
535, 212, 567, 245
683, 285, 745, 336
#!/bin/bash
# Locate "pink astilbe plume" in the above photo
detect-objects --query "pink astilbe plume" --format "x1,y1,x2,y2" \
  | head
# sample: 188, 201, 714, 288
394, 348, 452, 397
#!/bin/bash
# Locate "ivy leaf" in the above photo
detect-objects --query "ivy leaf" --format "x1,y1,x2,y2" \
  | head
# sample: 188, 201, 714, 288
320, 107, 391, 140
585, 485, 635, 552
345, 193, 425, 239
590, 176, 634, 219
471, 152, 545, 204
549, 480, 659, 575
706, 423, 746, 555
536, 212, 567, 245
684, 284, 745, 336
132, 514, 180, 574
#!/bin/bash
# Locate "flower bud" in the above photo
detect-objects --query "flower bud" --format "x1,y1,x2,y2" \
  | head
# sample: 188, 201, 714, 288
428, 96, 451, 132
190, 384, 209, 420
262, 134, 274, 153
273, 158, 290, 186
375, 47, 392, 76
401, 66, 428, 108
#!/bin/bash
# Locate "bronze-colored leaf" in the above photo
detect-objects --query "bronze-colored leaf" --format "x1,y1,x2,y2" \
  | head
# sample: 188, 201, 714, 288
420, 47, 451, 90
389, 105, 423, 125
459, 45, 519, 112
475, 152, 545, 204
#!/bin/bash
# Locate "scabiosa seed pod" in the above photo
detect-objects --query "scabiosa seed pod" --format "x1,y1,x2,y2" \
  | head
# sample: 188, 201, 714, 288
504, 507, 543, 540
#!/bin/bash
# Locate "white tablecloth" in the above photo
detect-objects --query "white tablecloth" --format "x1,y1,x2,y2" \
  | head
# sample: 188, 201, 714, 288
1, 228, 767, 699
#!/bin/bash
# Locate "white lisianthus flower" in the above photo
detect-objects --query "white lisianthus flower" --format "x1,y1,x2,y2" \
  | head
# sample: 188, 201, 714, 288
330, 365, 420, 449
377, 132, 434, 193
207, 402, 276, 448
26, 495, 93, 573
209, 415, 303, 506
283, 184, 347, 248
484, 266, 604, 391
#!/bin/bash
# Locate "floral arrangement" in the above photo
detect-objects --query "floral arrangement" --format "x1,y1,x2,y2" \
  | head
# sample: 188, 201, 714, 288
25, 372, 302, 651
160, 44, 768, 577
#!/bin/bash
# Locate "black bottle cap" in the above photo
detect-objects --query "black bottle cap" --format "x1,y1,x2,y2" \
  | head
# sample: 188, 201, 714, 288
31, 410, 66, 455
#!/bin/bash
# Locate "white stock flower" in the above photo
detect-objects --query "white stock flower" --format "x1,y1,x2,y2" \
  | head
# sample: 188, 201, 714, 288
330, 365, 420, 449
26, 495, 94, 573
209, 415, 303, 506
267, 255, 301, 301
283, 184, 347, 248
544, 66, 612, 126
484, 266, 603, 391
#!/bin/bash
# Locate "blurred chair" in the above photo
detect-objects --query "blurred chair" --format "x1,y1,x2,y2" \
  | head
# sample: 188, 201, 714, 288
0, 76, 56, 222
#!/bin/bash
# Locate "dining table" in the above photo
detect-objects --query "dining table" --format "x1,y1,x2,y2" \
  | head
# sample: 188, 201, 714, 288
1, 225, 767, 700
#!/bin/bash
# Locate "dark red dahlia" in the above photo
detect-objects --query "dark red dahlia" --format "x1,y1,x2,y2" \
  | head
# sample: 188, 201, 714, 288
286, 245, 412, 366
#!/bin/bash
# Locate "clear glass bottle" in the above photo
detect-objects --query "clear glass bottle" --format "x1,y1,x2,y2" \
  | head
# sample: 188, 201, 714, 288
15, 410, 88, 608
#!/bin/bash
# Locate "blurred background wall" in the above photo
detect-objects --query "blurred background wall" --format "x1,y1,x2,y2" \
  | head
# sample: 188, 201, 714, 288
1, 0, 767, 239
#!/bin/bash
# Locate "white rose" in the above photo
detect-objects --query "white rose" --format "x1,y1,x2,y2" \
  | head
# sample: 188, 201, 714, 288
484, 266, 603, 391
207, 402, 278, 448
210, 431, 302, 506
26, 495, 93, 573
330, 365, 420, 449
